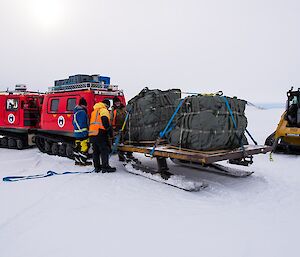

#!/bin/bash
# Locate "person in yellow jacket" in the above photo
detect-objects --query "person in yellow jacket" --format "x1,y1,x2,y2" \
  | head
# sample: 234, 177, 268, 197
89, 99, 116, 173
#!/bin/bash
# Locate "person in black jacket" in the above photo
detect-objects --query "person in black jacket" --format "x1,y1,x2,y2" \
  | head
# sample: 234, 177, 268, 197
89, 99, 116, 173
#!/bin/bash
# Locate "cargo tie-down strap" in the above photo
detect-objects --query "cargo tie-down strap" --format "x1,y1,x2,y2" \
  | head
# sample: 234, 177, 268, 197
149, 97, 187, 157
221, 96, 246, 155
3, 170, 93, 182
222, 96, 257, 146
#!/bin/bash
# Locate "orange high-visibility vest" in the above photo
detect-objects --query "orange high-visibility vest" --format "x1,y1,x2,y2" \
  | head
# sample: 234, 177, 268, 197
112, 109, 117, 128
89, 108, 110, 136
110, 107, 126, 130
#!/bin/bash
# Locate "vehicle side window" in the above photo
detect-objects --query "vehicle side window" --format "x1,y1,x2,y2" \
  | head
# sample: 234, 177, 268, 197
50, 99, 59, 112
67, 98, 77, 111
7, 99, 18, 110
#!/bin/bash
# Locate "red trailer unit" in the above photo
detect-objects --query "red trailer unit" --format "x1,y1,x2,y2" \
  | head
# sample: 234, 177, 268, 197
35, 82, 126, 158
0, 85, 43, 149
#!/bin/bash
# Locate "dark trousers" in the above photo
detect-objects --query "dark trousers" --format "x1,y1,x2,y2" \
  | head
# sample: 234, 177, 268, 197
90, 134, 110, 169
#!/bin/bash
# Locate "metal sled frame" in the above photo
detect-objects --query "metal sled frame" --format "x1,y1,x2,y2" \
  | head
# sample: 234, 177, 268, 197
119, 144, 272, 178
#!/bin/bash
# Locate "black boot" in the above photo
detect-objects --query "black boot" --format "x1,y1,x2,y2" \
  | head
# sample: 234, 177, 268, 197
102, 166, 116, 173
126, 152, 138, 162
93, 165, 102, 173
79, 157, 93, 166
84, 161, 93, 166
78, 151, 92, 166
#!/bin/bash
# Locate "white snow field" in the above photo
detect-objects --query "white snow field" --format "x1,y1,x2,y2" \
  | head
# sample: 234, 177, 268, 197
1, 107, 300, 257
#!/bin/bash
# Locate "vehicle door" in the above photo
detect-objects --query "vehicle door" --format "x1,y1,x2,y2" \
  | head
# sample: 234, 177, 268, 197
23, 96, 40, 127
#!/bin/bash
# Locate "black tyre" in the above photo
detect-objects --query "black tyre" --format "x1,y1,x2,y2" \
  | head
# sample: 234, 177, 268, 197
59, 144, 66, 157
51, 143, 59, 155
265, 132, 275, 146
1, 137, 8, 147
44, 141, 52, 153
66, 144, 74, 159
16, 139, 24, 150
36, 137, 47, 153
8, 138, 16, 148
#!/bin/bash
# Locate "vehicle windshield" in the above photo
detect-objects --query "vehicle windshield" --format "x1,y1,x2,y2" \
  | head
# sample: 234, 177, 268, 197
289, 96, 298, 106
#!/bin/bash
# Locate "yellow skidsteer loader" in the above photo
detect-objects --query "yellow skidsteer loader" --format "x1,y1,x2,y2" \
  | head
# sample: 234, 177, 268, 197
265, 87, 300, 153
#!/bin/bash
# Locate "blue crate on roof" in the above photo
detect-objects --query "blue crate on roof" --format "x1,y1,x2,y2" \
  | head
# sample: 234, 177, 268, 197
54, 74, 110, 87
68, 74, 92, 84
99, 76, 110, 85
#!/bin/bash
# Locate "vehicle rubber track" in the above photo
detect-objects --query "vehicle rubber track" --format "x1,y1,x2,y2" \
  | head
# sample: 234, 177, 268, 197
35, 134, 75, 159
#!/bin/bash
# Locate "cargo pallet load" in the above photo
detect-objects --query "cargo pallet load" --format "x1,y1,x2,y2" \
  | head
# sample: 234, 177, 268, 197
116, 88, 272, 191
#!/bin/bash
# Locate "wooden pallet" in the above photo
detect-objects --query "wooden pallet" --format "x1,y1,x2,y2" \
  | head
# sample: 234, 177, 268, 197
118, 144, 272, 164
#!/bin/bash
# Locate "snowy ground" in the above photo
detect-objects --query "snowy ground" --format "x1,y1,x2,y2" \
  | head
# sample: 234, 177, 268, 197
1, 107, 300, 257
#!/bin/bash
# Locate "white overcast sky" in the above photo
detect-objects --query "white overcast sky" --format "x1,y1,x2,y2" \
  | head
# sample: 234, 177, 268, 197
0, 0, 299, 103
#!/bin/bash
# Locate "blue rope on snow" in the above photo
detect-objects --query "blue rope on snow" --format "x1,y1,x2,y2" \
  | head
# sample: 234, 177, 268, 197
3, 170, 93, 182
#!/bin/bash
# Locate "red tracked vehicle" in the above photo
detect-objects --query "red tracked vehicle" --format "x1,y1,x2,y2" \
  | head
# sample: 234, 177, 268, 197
35, 82, 126, 158
0, 85, 44, 149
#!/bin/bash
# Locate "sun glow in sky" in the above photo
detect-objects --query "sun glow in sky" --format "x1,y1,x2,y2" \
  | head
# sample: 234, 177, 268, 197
29, 0, 65, 30
1, 0, 299, 102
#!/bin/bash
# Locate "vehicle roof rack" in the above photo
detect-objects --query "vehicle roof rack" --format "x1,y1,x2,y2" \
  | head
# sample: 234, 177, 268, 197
47, 82, 122, 94
0, 90, 43, 95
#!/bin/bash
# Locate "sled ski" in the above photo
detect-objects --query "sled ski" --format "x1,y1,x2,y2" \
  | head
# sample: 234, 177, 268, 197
117, 144, 272, 191
171, 159, 253, 177
122, 157, 207, 192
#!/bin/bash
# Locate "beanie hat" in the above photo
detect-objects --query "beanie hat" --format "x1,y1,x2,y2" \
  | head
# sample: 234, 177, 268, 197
102, 99, 111, 107
79, 97, 87, 106
113, 96, 121, 104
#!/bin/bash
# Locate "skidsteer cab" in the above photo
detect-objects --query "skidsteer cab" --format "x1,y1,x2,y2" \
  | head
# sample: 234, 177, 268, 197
35, 81, 126, 158
0, 85, 43, 149
265, 87, 300, 153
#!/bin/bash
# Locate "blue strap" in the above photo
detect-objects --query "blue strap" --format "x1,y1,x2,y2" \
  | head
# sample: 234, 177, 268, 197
111, 134, 121, 155
150, 97, 186, 156
222, 96, 258, 145
111, 110, 131, 154
222, 96, 246, 154
222, 96, 238, 129
3, 170, 93, 182
160, 98, 186, 138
